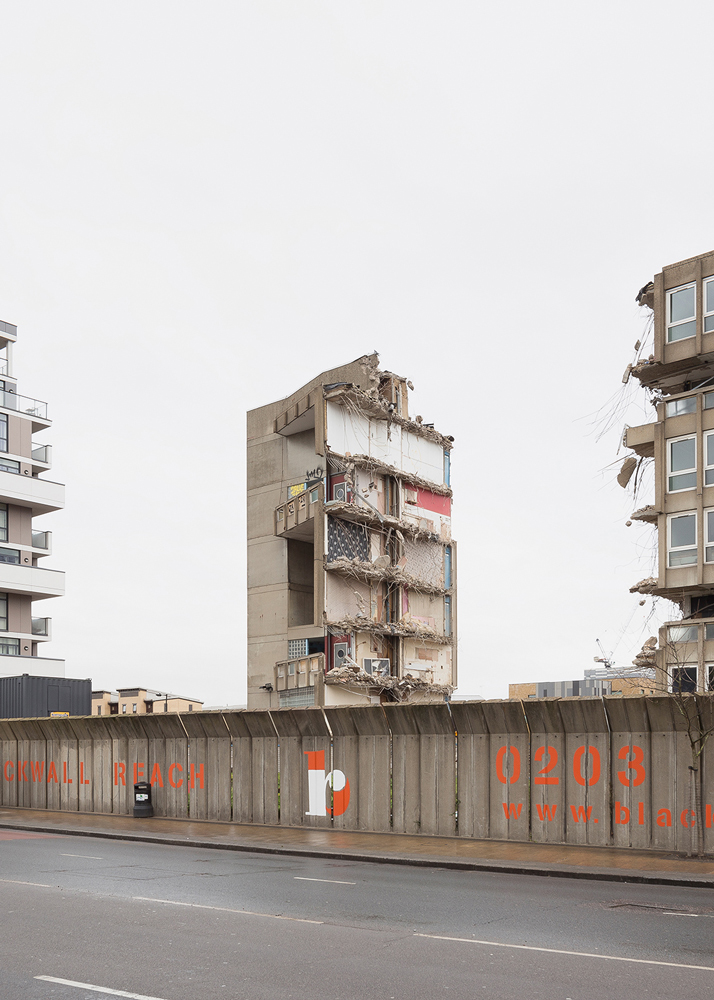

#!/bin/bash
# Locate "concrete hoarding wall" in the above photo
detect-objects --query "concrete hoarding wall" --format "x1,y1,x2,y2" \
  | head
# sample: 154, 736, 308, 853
0, 697, 713, 855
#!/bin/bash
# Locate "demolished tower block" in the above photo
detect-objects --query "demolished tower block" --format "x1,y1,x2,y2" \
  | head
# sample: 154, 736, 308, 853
247, 353, 456, 709
625, 250, 714, 692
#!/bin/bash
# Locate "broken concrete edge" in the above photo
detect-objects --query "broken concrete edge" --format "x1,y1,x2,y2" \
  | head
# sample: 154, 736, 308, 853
323, 500, 446, 545
0, 817, 710, 889
323, 385, 454, 450
345, 453, 452, 497
324, 614, 453, 645
324, 664, 453, 698
326, 558, 447, 596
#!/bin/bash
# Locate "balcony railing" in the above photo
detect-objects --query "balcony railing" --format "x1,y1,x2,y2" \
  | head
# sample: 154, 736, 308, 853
275, 484, 323, 537
32, 617, 50, 636
31, 444, 51, 464
0, 389, 47, 420
275, 652, 325, 692
32, 530, 50, 550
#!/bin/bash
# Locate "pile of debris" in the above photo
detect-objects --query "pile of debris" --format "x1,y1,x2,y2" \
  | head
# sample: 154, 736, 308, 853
629, 576, 658, 595
324, 499, 443, 544
325, 662, 453, 701
326, 555, 446, 595
632, 636, 658, 668
325, 613, 452, 644
324, 380, 454, 450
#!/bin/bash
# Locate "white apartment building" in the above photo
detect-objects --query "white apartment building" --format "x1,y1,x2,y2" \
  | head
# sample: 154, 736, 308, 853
0, 320, 64, 677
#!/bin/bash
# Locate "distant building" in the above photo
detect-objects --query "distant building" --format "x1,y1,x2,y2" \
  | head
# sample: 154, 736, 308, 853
0, 319, 64, 677
247, 353, 456, 709
624, 249, 714, 692
91, 687, 203, 716
509, 668, 657, 700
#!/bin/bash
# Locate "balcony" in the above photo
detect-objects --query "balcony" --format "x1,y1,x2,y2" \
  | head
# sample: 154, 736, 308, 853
0, 563, 65, 599
275, 483, 323, 541
31, 444, 52, 469
31, 617, 52, 639
625, 422, 655, 458
32, 529, 51, 552
0, 389, 50, 432
0, 320, 17, 348
274, 652, 325, 695
0, 469, 64, 515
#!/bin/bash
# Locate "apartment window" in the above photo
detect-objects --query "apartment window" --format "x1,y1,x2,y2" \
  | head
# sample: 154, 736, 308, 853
705, 433, 714, 487
0, 504, 7, 543
668, 512, 697, 567
668, 435, 696, 491
668, 624, 698, 641
672, 666, 697, 693
188, 704, 193, 711
132, 703, 137, 713
705, 392, 714, 410
705, 624, 714, 640
0, 637, 19, 656
96, 705, 102, 715
0, 413, 7, 453
0, 458, 19, 475
122, 703, 126, 714
705, 277, 714, 333
666, 396, 696, 417
0, 593, 7, 632
708, 664, 714, 691
667, 282, 696, 342
444, 595, 452, 636
444, 546, 452, 590
706, 510, 714, 563
0, 548, 20, 565
444, 449, 451, 487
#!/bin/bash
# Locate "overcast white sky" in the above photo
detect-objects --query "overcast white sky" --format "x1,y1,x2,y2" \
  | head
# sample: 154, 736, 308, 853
0, 2, 711, 705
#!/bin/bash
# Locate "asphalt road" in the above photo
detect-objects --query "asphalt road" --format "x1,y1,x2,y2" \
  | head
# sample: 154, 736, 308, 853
1, 830, 713, 1000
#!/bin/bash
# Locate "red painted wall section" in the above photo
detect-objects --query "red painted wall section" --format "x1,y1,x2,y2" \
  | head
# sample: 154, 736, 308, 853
416, 488, 451, 516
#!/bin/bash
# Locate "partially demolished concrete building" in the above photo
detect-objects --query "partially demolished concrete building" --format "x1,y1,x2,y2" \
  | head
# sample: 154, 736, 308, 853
624, 249, 714, 693
247, 354, 456, 709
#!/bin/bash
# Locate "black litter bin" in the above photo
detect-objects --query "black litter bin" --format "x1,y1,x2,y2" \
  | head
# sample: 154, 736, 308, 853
133, 781, 154, 818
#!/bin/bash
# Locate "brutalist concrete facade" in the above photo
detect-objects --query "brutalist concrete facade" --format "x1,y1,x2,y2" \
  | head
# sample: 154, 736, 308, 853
624, 250, 714, 692
247, 354, 456, 709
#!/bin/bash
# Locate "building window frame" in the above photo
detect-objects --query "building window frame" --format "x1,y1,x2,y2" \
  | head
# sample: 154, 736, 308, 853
667, 434, 697, 492
666, 395, 696, 417
705, 432, 714, 487
668, 511, 697, 567
0, 637, 19, 656
0, 592, 7, 632
705, 276, 714, 334
672, 664, 698, 693
705, 509, 714, 563
667, 282, 696, 343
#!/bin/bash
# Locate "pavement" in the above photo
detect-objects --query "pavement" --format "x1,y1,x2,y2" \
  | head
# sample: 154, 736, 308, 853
0, 806, 712, 888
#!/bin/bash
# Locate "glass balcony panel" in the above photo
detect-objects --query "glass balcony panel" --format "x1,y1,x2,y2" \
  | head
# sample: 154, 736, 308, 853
31, 444, 49, 463
32, 530, 48, 549
0, 390, 47, 419
31, 617, 48, 636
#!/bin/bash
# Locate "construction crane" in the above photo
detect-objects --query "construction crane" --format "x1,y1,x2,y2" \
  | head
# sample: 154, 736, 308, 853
593, 639, 614, 669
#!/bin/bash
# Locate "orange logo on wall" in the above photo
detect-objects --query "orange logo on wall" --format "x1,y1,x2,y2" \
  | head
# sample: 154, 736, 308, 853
304, 750, 350, 817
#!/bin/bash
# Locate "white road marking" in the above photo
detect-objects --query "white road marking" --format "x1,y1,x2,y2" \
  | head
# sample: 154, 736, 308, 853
294, 876, 356, 885
414, 933, 714, 972
61, 853, 104, 860
132, 896, 323, 924
0, 878, 51, 887
35, 977, 167, 999
662, 912, 700, 917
